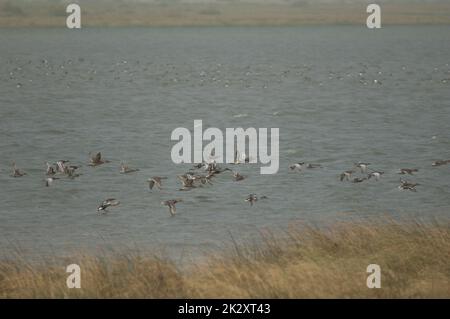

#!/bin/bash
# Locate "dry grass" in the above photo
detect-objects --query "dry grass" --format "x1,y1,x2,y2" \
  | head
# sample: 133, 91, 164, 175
0, 218, 449, 298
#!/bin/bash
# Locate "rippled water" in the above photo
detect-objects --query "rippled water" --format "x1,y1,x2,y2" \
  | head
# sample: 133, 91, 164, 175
0, 26, 449, 259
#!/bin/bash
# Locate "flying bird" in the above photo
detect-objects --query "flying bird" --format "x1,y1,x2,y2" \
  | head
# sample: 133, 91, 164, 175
187, 173, 214, 185
89, 152, 110, 167
11, 162, 26, 177
289, 162, 304, 171
97, 198, 120, 213
56, 160, 69, 173
245, 194, 268, 206
65, 165, 82, 179
120, 163, 139, 174
340, 170, 354, 181
398, 180, 419, 192
232, 171, 246, 181
432, 160, 450, 167
161, 199, 182, 216
368, 171, 384, 181
148, 176, 167, 190
398, 168, 419, 175
177, 174, 197, 191
46, 162, 56, 176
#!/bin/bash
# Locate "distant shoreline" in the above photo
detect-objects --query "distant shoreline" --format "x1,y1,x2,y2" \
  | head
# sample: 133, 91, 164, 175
1, 3, 450, 27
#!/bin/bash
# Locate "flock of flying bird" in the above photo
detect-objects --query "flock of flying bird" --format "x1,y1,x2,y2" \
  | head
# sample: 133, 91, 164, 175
290, 159, 450, 193
8, 151, 264, 216
8, 152, 450, 216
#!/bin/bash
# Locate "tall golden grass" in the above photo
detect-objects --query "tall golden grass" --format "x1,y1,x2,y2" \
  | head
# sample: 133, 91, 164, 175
0, 218, 449, 298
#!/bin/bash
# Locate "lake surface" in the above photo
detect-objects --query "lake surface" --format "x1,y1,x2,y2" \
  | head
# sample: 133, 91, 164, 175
0, 26, 449, 260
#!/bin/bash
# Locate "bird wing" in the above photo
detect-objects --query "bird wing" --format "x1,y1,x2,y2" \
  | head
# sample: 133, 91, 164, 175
111, 200, 120, 206
104, 198, 119, 206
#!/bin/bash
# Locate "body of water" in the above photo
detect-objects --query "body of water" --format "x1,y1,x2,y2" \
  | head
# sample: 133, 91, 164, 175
0, 26, 449, 259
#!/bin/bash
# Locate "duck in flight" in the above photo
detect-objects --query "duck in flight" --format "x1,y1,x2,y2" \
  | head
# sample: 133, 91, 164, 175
161, 199, 182, 216
97, 198, 120, 213
398, 168, 419, 175
368, 171, 384, 181
61, 162, 81, 176
46, 162, 56, 176
432, 160, 450, 167
245, 194, 268, 206
54, 161, 81, 178
188, 173, 215, 185
120, 162, 139, 174
177, 174, 197, 191
56, 160, 69, 174
205, 163, 231, 175
289, 162, 304, 171
398, 180, 419, 192
232, 171, 246, 181
11, 162, 26, 177
65, 165, 82, 179
340, 170, 354, 182
148, 176, 167, 190
88, 152, 110, 167
290, 162, 322, 171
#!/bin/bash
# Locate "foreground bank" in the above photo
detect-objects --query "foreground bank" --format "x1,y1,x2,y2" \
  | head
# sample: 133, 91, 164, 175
0, 218, 448, 298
